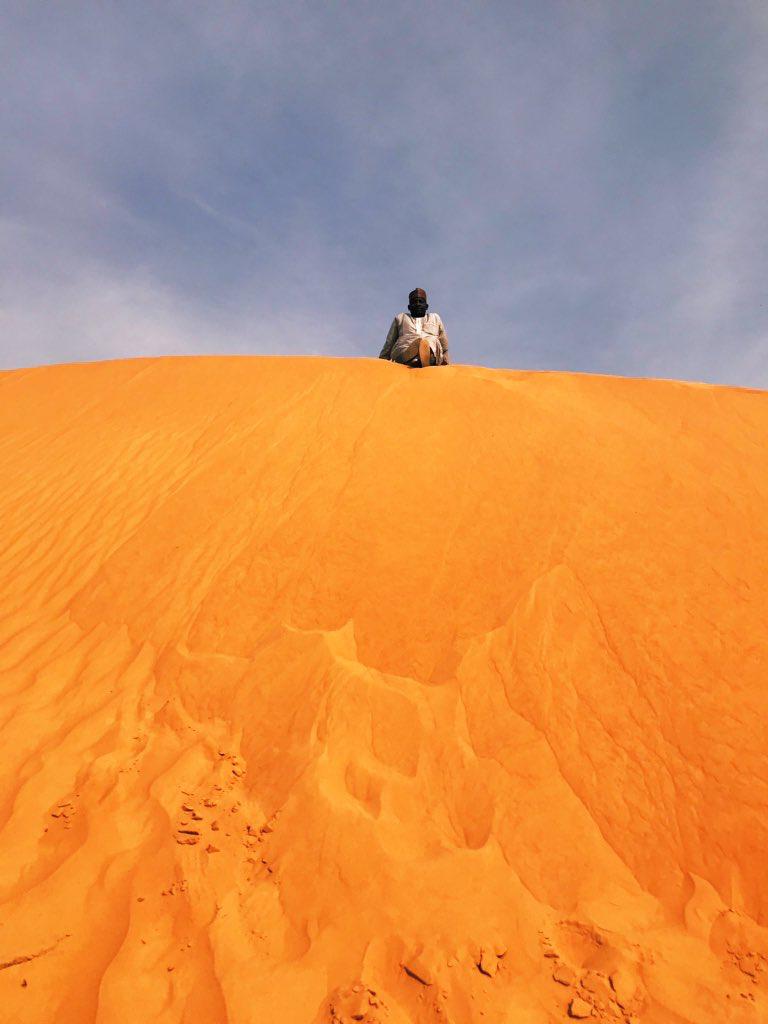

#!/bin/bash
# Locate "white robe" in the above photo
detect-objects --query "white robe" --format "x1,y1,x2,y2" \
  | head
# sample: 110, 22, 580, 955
379, 312, 449, 364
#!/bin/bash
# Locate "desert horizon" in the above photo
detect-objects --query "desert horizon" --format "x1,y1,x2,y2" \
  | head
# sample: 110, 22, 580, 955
8, 352, 766, 391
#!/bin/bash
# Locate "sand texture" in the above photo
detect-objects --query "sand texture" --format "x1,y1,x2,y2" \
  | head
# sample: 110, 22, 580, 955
1, 355, 767, 1023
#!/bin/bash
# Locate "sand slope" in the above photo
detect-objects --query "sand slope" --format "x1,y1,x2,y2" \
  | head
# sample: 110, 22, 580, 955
0, 355, 767, 1023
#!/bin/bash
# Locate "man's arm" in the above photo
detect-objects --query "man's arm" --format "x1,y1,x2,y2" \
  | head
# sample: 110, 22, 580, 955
438, 317, 450, 364
379, 317, 399, 360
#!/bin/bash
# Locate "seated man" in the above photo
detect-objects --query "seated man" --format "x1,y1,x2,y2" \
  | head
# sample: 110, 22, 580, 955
379, 288, 450, 367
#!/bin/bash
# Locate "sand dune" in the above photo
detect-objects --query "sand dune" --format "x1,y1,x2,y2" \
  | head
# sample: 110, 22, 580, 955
0, 355, 767, 1023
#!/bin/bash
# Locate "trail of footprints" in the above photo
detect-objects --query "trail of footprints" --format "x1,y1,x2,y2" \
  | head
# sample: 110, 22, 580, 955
325, 932, 632, 1024
540, 932, 643, 1022
171, 751, 280, 878
724, 943, 766, 1006
329, 983, 388, 1023
47, 799, 76, 830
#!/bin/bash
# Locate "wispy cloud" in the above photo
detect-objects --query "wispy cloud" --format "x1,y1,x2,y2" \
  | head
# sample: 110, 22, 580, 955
1, 1, 766, 386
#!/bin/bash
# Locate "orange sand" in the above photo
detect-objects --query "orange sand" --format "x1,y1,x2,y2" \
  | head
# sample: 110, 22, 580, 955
0, 355, 767, 1023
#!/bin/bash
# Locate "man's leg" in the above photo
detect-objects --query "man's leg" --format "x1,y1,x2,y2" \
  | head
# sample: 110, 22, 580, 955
418, 337, 433, 368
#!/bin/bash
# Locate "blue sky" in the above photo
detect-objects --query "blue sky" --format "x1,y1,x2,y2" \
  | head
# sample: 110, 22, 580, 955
1, 1, 766, 385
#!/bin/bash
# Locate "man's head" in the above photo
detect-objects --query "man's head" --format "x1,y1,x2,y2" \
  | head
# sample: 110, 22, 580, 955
408, 288, 428, 317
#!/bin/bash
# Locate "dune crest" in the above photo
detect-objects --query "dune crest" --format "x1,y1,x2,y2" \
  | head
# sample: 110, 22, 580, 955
1, 355, 767, 1023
